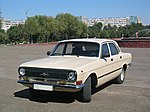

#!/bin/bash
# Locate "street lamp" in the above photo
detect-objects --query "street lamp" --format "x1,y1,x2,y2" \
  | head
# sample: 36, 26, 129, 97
25, 9, 33, 44
25, 9, 31, 19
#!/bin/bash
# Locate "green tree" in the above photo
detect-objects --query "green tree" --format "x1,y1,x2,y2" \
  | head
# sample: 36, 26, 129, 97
100, 30, 109, 38
88, 22, 103, 37
36, 16, 55, 43
0, 18, 2, 29
3, 13, 150, 44
56, 13, 87, 40
7, 24, 24, 44
0, 29, 8, 44
24, 16, 41, 43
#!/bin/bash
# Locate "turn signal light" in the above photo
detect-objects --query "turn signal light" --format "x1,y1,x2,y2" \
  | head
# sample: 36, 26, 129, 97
76, 80, 82, 85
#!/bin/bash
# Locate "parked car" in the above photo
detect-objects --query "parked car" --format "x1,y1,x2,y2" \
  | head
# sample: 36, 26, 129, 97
18, 39, 132, 102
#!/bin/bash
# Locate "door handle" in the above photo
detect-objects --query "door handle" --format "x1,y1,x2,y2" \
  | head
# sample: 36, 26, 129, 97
111, 58, 113, 61
120, 56, 122, 59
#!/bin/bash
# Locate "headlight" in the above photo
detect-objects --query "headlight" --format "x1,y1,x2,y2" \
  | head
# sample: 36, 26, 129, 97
68, 71, 77, 82
19, 68, 25, 76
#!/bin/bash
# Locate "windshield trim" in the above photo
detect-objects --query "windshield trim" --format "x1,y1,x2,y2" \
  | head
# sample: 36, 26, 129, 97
50, 41, 100, 58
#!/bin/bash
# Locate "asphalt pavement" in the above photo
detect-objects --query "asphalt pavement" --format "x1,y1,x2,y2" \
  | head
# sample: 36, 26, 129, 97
0, 45, 150, 112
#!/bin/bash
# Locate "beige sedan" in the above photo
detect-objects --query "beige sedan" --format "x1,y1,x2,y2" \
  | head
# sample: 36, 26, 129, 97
18, 39, 132, 102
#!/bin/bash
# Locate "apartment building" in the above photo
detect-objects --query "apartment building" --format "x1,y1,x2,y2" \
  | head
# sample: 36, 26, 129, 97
1, 18, 25, 31
78, 16, 142, 27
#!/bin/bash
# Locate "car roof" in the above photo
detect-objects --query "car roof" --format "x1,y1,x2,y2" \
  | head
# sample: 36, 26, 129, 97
60, 38, 115, 44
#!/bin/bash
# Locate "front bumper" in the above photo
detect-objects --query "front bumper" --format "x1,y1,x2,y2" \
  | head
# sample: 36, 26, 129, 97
18, 80, 84, 92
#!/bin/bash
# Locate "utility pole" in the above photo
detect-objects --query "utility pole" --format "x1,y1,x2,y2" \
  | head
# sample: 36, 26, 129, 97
25, 9, 33, 44
25, 9, 31, 19
0, 7, 2, 29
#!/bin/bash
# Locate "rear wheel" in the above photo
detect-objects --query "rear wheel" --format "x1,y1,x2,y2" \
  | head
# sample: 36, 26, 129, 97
114, 68, 126, 84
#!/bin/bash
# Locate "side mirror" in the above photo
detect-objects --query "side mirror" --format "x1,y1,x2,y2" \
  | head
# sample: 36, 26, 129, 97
47, 51, 51, 56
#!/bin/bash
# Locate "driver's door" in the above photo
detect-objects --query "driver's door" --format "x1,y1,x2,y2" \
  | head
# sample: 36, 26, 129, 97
97, 43, 114, 86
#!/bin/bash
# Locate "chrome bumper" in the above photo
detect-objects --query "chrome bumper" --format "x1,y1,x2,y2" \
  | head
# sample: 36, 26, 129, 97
18, 80, 84, 92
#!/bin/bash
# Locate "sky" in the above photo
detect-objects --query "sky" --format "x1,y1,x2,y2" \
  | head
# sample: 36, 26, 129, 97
1, 0, 150, 25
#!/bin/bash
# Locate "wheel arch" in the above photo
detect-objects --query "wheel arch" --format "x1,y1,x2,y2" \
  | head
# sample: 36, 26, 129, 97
89, 73, 98, 87
122, 63, 127, 71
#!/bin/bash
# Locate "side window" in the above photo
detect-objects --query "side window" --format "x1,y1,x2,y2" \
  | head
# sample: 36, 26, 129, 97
65, 43, 73, 54
109, 43, 119, 55
101, 43, 110, 58
53, 43, 65, 55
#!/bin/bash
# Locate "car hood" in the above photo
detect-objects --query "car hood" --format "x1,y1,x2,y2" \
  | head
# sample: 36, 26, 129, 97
20, 56, 97, 70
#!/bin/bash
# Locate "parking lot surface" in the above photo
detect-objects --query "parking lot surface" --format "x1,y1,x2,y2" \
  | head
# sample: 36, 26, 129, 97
0, 45, 150, 112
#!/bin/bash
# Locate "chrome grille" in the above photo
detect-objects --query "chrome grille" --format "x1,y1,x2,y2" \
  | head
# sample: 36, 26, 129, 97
21, 67, 70, 80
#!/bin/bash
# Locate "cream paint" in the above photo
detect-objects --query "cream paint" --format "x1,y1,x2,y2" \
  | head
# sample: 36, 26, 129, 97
19, 39, 132, 92
20, 56, 97, 70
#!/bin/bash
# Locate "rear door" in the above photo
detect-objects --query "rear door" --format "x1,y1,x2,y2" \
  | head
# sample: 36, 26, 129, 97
108, 42, 122, 78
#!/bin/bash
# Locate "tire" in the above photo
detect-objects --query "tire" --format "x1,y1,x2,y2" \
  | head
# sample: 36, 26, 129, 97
29, 88, 41, 97
114, 68, 126, 84
82, 77, 91, 102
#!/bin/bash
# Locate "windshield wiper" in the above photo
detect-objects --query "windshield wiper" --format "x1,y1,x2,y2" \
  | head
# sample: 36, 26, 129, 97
50, 53, 62, 56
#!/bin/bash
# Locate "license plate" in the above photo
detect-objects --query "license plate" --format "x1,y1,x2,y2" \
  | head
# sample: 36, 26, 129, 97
34, 84, 53, 91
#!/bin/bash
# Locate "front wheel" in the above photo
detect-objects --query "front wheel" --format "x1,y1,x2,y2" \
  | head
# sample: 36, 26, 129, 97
114, 68, 126, 84
81, 77, 91, 102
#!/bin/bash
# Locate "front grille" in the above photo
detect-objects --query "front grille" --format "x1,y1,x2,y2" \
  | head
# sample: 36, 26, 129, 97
21, 67, 71, 80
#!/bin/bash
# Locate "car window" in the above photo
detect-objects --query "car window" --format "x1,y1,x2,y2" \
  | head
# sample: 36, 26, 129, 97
65, 43, 73, 54
51, 42, 99, 57
101, 43, 110, 57
109, 43, 119, 55
51, 43, 65, 55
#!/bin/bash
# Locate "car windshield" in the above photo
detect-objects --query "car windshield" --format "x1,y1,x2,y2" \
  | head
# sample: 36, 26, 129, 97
51, 41, 100, 57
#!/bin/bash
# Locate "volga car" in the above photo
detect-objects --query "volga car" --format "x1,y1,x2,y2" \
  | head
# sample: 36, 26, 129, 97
18, 39, 132, 102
